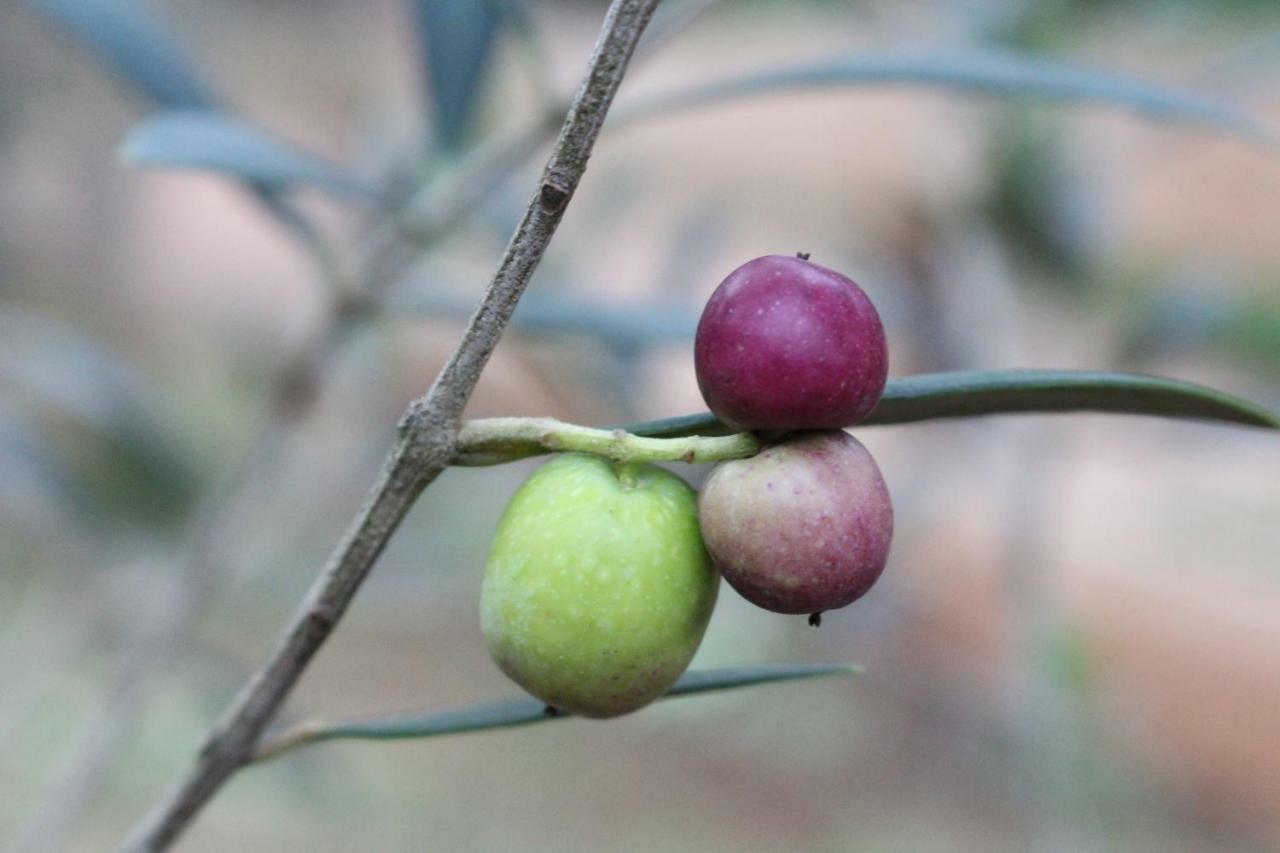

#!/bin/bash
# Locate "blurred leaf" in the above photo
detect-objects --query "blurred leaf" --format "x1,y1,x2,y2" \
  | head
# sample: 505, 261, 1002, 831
624, 370, 1280, 438
25, 0, 215, 109
494, 0, 556, 112
0, 312, 173, 439
386, 290, 697, 346
27, 3, 345, 245
1122, 280, 1280, 375
509, 294, 696, 343
253, 663, 859, 763
987, 112, 1096, 280
615, 49, 1277, 146
0, 311, 199, 528
638, 0, 721, 57
414, 0, 503, 151
0, 402, 78, 529
121, 110, 377, 200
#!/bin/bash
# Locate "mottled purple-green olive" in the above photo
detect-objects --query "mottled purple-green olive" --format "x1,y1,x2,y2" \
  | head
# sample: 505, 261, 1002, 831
698, 431, 892, 616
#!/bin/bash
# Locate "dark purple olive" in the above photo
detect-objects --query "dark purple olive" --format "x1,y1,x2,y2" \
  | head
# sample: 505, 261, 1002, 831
698, 430, 893, 616
694, 255, 888, 431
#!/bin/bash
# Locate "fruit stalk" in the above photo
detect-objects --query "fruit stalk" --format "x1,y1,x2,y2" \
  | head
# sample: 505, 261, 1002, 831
454, 416, 760, 466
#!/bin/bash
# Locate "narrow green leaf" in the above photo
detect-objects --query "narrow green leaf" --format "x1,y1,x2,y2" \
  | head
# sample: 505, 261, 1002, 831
252, 663, 858, 763
664, 663, 858, 694
865, 370, 1280, 428
626, 411, 734, 439
25, 0, 215, 109
624, 370, 1280, 438
121, 110, 376, 200
614, 49, 1277, 146
414, 0, 503, 151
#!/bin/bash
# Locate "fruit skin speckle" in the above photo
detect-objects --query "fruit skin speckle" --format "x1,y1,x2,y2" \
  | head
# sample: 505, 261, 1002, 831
698, 431, 893, 616
694, 254, 888, 431
481, 454, 719, 718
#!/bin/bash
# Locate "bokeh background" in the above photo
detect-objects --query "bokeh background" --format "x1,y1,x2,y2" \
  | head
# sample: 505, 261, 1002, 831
2, 0, 1279, 850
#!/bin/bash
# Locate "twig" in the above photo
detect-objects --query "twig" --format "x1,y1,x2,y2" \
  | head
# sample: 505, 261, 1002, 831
119, 2, 663, 848
395, 107, 565, 247
14, 29, 546, 853
11, 13, 577, 847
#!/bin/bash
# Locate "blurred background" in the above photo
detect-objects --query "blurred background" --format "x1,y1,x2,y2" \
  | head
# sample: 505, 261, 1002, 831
2, 0, 1279, 850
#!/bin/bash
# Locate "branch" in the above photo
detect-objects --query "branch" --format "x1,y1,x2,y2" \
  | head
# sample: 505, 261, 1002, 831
119, 2, 663, 849
18, 0, 619, 838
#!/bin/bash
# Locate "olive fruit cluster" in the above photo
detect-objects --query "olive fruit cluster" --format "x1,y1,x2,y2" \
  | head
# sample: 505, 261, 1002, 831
480, 254, 892, 717
695, 255, 894, 618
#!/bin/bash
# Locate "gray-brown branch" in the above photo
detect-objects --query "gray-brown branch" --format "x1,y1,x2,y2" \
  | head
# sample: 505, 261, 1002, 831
118, 1, 662, 849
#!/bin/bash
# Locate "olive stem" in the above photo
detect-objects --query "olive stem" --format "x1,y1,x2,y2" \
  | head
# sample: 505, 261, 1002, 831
454, 417, 760, 466
119, 3, 665, 848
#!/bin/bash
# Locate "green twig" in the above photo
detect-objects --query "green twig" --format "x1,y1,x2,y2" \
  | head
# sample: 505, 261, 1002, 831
453, 416, 758, 466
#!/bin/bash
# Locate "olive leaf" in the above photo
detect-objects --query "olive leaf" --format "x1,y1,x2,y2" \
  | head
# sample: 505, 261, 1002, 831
624, 370, 1280, 439
121, 110, 377, 201
28, 0, 355, 243
251, 663, 859, 763
0, 402, 78, 526
0, 311, 199, 528
865, 370, 1280, 427
25, 0, 215, 109
414, 0, 504, 151
613, 49, 1277, 146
